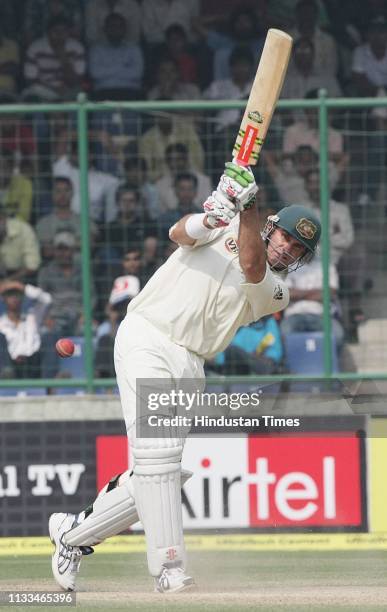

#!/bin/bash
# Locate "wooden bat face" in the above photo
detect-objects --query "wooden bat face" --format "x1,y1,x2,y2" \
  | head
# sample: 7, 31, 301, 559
233, 29, 293, 166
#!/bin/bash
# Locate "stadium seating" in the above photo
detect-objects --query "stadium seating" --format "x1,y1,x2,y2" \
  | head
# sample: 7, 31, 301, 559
284, 331, 339, 393
0, 387, 47, 397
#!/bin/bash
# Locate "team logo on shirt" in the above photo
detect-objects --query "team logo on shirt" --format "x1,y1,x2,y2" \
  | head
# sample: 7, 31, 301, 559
225, 237, 239, 254
296, 218, 318, 240
273, 285, 284, 300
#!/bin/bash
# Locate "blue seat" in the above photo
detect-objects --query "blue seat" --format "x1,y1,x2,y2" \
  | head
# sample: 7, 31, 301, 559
284, 331, 339, 393
0, 387, 47, 397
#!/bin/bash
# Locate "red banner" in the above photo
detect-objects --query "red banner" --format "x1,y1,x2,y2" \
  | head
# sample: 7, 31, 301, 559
248, 434, 363, 527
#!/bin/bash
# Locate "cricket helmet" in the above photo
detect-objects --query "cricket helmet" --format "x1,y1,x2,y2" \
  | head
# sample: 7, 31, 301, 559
262, 204, 321, 272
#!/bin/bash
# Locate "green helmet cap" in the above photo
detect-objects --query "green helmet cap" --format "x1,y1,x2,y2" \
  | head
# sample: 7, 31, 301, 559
271, 204, 321, 253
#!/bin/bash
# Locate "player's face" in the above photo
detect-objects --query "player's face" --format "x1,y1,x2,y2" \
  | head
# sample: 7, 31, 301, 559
266, 228, 307, 271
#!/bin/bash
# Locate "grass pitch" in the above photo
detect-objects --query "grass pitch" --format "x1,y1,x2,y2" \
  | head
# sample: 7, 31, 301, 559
1, 550, 387, 611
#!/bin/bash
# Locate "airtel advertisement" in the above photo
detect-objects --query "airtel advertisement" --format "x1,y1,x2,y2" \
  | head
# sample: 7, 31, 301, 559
96, 431, 367, 532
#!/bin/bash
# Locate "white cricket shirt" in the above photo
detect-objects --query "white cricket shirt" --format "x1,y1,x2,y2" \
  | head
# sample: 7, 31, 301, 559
127, 218, 289, 359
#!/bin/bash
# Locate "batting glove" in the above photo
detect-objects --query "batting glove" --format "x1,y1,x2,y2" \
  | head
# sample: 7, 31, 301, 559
203, 191, 237, 228
218, 161, 258, 211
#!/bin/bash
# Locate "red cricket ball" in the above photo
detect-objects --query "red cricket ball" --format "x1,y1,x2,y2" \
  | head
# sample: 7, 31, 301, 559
55, 338, 75, 358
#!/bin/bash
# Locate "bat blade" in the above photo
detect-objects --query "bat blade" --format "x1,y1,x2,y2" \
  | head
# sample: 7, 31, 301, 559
233, 29, 293, 166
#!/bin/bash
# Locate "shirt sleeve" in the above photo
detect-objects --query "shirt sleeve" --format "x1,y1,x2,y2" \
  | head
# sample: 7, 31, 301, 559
25, 283, 52, 327
240, 265, 289, 320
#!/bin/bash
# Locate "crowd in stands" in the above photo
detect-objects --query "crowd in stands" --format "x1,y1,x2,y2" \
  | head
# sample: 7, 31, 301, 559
0, 0, 385, 379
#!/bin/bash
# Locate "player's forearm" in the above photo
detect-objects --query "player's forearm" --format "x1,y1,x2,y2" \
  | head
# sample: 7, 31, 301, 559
238, 205, 266, 283
169, 214, 213, 246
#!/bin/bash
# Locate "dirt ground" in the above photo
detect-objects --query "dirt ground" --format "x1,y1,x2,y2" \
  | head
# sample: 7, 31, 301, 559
1, 550, 387, 611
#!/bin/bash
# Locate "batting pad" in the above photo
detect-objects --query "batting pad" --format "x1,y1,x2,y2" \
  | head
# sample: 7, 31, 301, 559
64, 468, 191, 547
132, 439, 186, 576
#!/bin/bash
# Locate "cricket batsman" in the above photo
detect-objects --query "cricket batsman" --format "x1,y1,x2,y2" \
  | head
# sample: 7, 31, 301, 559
48, 162, 321, 593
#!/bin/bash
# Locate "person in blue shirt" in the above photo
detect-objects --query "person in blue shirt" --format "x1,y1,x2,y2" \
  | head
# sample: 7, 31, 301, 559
211, 314, 283, 375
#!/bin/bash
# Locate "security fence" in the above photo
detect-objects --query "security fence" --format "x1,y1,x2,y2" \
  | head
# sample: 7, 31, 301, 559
0, 91, 386, 392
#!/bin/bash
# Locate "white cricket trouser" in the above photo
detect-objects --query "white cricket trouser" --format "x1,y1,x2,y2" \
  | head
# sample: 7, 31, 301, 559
114, 312, 205, 434
114, 312, 205, 576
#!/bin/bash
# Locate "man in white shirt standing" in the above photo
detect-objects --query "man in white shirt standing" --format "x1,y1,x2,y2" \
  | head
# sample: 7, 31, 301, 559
48, 163, 321, 593
281, 257, 344, 350
0, 279, 51, 378
205, 46, 255, 134
53, 139, 120, 224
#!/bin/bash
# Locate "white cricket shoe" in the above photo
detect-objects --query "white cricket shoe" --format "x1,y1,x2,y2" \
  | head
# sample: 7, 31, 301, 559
155, 566, 196, 593
49, 513, 83, 591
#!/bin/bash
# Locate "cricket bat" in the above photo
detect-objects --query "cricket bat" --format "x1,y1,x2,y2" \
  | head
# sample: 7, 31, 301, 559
233, 29, 293, 166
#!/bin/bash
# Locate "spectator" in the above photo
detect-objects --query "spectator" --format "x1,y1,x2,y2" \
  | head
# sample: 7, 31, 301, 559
281, 38, 342, 101
0, 206, 41, 281
204, 46, 255, 172
199, 0, 257, 22
35, 177, 98, 261
0, 3, 19, 40
0, 150, 33, 223
0, 279, 51, 379
267, 0, 330, 30
194, 5, 264, 81
53, 138, 120, 223
351, 16, 387, 97
264, 145, 318, 204
283, 89, 349, 190
24, 16, 86, 101
281, 257, 344, 351
211, 315, 284, 375
327, 1, 387, 54
141, 0, 200, 46
288, 0, 338, 77
0, 22, 19, 95
141, 236, 160, 285
90, 113, 140, 176
204, 46, 255, 133
100, 185, 157, 262
94, 245, 143, 323
85, 0, 141, 45
122, 157, 159, 220
89, 13, 144, 101
346, 17, 387, 210
147, 56, 201, 101
35, 110, 75, 171
0, 100, 37, 162
138, 113, 205, 182
155, 143, 212, 213
23, 0, 83, 46
161, 24, 199, 84
304, 168, 368, 342
158, 173, 198, 240
38, 231, 96, 336
95, 274, 140, 378
303, 169, 354, 265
